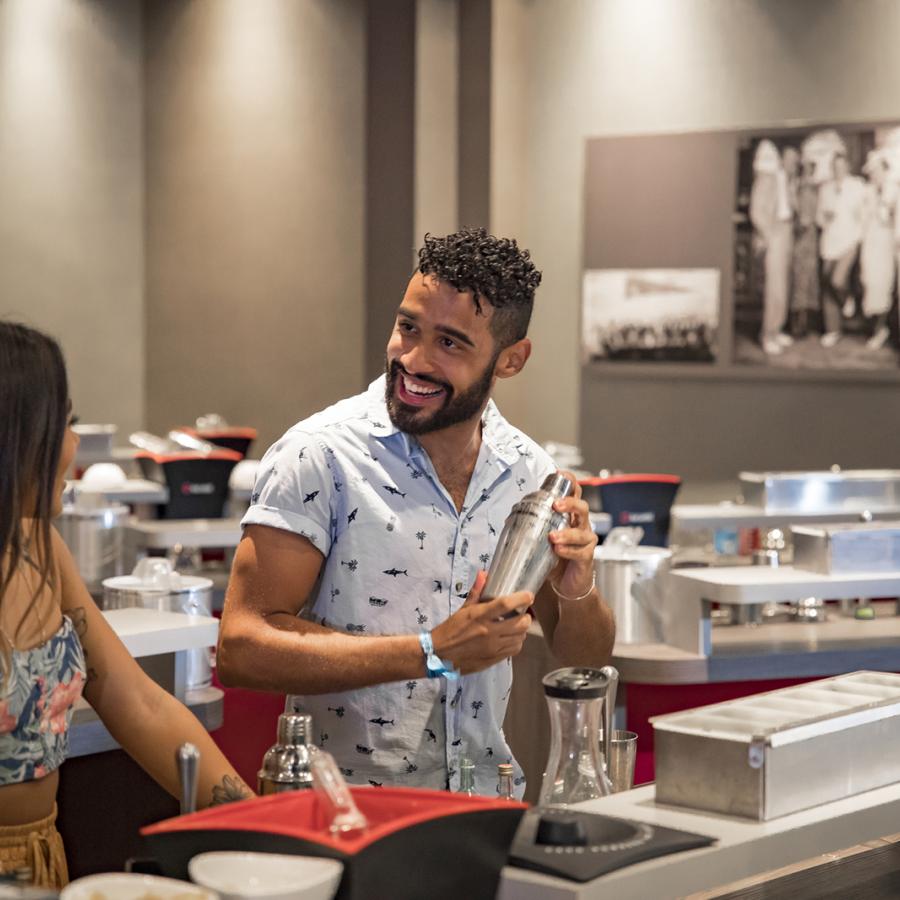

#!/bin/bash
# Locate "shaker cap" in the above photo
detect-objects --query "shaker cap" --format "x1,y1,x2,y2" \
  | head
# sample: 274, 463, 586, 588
542, 666, 610, 699
540, 472, 575, 500
277, 712, 313, 746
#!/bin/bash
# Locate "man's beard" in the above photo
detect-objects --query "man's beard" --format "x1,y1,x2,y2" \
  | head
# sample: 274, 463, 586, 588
384, 355, 497, 435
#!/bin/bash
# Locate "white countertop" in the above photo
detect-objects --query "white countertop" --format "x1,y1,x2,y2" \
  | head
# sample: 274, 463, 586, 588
102, 607, 219, 657
498, 781, 900, 899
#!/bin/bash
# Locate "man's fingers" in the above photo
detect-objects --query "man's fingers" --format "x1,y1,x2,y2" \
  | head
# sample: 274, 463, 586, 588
477, 591, 533, 618
550, 527, 596, 547
557, 469, 582, 501
463, 570, 488, 606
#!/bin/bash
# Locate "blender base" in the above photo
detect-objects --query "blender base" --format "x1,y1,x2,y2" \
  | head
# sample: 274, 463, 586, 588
508, 807, 715, 882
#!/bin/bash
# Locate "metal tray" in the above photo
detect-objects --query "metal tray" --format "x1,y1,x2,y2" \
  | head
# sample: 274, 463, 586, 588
792, 522, 900, 574
651, 671, 900, 820
739, 470, 900, 513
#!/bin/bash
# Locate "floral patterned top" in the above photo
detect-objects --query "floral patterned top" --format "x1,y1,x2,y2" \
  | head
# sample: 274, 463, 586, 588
0, 616, 87, 784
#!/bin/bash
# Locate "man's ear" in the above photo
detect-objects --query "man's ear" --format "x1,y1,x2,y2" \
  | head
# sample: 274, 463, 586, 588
494, 338, 531, 379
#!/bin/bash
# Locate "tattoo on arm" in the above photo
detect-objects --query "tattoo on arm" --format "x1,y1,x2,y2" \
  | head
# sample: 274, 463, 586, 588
70, 607, 98, 685
210, 774, 253, 805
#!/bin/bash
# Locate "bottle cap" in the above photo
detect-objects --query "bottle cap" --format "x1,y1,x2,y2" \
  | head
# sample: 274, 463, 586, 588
542, 666, 610, 699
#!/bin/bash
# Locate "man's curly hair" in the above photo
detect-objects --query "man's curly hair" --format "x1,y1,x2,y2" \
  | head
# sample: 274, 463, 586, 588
416, 227, 542, 348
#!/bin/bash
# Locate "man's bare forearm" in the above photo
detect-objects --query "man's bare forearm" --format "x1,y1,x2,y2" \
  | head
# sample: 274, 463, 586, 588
217, 613, 426, 694
536, 584, 615, 667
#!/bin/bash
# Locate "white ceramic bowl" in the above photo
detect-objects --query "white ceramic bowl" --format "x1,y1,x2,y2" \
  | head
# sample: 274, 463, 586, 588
80, 463, 129, 489
61, 873, 217, 900
188, 852, 343, 900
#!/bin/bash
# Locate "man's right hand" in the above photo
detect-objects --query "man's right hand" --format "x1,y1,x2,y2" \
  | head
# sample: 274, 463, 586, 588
430, 571, 533, 675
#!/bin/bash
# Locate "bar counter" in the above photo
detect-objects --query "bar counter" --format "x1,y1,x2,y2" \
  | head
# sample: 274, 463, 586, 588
497, 780, 900, 899
506, 603, 900, 804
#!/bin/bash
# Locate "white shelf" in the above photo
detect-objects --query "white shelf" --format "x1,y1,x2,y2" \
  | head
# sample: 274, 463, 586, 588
669, 565, 900, 606
70, 478, 169, 505
125, 518, 243, 549
102, 607, 218, 657
672, 503, 900, 530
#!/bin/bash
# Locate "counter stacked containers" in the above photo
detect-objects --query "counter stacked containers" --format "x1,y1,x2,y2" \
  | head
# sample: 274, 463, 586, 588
179, 413, 258, 459
103, 558, 214, 689
56, 490, 130, 596
582, 473, 681, 546
131, 431, 241, 520
593, 529, 672, 644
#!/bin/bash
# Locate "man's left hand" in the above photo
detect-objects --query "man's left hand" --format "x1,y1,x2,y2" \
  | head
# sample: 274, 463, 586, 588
547, 471, 598, 600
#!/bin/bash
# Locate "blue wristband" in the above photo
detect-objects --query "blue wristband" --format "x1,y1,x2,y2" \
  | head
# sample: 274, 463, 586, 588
419, 632, 459, 680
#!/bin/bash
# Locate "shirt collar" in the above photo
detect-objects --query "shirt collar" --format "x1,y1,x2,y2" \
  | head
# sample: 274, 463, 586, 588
365, 374, 521, 469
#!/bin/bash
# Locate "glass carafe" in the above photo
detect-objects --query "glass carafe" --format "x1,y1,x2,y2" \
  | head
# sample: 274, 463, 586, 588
538, 667, 613, 807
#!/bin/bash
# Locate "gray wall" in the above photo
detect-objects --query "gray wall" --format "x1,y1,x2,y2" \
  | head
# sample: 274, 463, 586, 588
0, 0, 144, 434
144, 0, 366, 452
6, 0, 900, 483
364, 0, 415, 382
491, 0, 900, 482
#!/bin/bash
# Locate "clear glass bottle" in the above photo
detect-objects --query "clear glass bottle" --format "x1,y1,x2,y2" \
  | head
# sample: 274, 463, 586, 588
497, 762, 515, 800
538, 667, 613, 807
457, 757, 477, 796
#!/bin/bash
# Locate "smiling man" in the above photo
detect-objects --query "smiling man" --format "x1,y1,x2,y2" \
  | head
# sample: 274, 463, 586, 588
217, 228, 615, 796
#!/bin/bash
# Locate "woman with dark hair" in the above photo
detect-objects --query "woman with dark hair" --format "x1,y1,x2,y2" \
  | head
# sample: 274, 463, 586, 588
0, 322, 252, 887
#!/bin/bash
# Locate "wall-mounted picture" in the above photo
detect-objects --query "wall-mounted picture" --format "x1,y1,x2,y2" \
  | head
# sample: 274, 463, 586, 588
734, 123, 900, 370
581, 268, 719, 363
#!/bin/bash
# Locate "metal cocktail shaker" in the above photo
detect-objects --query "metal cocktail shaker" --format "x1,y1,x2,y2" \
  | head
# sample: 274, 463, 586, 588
257, 712, 318, 794
482, 473, 573, 613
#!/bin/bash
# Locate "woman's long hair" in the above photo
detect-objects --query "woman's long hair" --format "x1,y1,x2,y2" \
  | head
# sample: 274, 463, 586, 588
0, 321, 69, 655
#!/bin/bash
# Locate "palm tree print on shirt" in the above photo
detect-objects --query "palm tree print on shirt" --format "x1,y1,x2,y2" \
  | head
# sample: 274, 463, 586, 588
472, 700, 484, 719
405, 681, 417, 699
416, 531, 426, 549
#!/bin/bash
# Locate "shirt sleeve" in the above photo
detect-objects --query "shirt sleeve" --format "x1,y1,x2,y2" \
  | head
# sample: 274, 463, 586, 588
240, 430, 333, 555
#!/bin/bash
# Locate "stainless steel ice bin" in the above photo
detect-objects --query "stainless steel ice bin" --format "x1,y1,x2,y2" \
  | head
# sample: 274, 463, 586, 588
792, 522, 900, 574
739, 470, 900, 513
652, 672, 900, 820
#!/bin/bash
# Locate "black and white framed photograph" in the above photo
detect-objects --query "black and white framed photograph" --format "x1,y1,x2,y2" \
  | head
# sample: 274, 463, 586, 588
581, 268, 720, 363
734, 123, 900, 370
